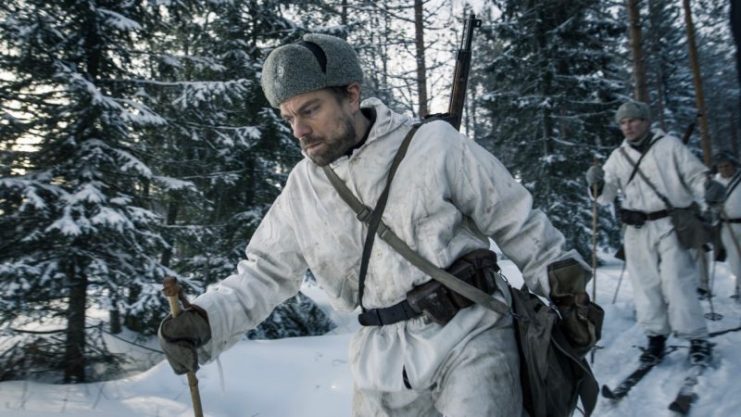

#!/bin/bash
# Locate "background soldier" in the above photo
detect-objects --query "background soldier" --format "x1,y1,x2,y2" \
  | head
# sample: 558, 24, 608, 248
713, 150, 741, 299
586, 101, 724, 366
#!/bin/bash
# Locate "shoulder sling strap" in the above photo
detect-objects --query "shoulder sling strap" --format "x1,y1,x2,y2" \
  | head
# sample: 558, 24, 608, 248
725, 170, 741, 201
322, 124, 510, 316
619, 146, 674, 210
625, 135, 663, 186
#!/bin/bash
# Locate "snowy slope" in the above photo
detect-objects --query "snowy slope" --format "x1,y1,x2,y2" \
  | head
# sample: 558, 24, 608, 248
2, 258, 741, 417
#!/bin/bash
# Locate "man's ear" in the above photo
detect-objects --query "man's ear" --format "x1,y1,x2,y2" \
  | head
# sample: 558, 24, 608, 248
346, 83, 362, 111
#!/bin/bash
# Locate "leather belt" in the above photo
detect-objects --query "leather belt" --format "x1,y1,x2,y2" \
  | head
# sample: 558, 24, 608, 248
358, 299, 421, 326
620, 208, 670, 226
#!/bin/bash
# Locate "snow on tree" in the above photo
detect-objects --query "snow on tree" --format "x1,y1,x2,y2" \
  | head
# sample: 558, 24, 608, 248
477, 0, 626, 257
0, 0, 171, 382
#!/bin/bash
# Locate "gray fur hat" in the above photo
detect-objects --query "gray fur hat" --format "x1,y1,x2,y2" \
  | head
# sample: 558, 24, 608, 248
261, 33, 364, 107
615, 101, 651, 124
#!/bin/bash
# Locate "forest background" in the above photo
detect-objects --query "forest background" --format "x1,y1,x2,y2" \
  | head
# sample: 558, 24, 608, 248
0, 0, 738, 384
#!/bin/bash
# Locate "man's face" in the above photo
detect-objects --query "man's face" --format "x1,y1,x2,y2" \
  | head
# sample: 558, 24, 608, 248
279, 87, 359, 166
718, 161, 736, 179
619, 117, 651, 142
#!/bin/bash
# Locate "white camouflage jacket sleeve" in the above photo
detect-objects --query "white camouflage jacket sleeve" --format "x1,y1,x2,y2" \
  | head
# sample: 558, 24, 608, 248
439, 125, 574, 295
193, 191, 308, 362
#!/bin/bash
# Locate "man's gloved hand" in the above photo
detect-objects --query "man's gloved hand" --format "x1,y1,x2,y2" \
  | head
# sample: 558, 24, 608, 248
704, 179, 726, 206
158, 305, 211, 375
585, 165, 605, 189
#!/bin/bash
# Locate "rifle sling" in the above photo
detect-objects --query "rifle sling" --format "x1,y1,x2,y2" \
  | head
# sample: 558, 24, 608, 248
626, 135, 662, 186
724, 171, 741, 202
322, 124, 510, 316
619, 146, 674, 209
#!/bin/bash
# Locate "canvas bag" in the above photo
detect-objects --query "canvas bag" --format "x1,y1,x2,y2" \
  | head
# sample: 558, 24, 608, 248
669, 202, 713, 249
619, 147, 712, 249
322, 124, 601, 417
510, 285, 602, 417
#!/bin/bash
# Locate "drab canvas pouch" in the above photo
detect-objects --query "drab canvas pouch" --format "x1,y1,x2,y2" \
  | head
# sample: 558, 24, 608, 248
547, 259, 604, 357
670, 202, 712, 249
510, 285, 599, 417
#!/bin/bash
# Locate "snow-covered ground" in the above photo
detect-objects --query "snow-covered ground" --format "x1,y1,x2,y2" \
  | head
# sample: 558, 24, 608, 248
2, 256, 740, 417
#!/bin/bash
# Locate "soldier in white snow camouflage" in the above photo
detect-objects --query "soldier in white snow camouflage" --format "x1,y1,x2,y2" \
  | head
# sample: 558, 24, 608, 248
586, 101, 723, 367
159, 33, 590, 417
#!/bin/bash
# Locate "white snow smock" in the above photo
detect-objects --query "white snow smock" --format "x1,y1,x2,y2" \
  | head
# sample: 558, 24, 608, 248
193, 98, 579, 414
598, 129, 709, 339
716, 171, 741, 293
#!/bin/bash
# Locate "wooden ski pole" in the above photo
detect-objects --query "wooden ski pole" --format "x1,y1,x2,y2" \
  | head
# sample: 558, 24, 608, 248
611, 261, 626, 304
163, 277, 205, 417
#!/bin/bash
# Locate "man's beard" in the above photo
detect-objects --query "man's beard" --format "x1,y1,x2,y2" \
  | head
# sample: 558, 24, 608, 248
300, 118, 357, 166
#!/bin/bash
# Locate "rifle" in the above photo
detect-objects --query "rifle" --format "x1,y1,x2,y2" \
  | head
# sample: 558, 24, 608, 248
681, 115, 699, 145
427, 13, 482, 131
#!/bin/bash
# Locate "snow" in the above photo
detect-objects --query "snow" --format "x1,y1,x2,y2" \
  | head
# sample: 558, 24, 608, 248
2, 257, 741, 417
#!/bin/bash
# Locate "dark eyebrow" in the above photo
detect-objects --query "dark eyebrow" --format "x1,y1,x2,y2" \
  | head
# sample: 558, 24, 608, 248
280, 98, 323, 121
298, 98, 322, 113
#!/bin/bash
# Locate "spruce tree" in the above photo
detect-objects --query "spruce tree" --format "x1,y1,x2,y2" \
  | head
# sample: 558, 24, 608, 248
0, 0, 169, 382
478, 0, 626, 256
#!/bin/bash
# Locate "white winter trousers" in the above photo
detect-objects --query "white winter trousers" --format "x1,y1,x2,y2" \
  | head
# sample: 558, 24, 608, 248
351, 314, 525, 417
624, 220, 709, 339
721, 222, 741, 293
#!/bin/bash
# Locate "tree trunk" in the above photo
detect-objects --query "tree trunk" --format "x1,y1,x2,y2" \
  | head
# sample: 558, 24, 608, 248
64, 261, 87, 383
732, 0, 740, 93
731, 0, 740, 147
682, 0, 713, 166
647, 0, 666, 130
627, 0, 649, 102
413, 0, 428, 118
340, 0, 348, 27
731, 110, 739, 156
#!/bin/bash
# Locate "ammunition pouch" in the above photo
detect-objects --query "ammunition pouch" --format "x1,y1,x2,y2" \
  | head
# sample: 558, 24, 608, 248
358, 249, 500, 326
407, 249, 499, 325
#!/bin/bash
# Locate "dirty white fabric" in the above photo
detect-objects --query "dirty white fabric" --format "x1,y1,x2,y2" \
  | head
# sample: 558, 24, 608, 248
599, 129, 709, 339
716, 172, 741, 294
194, 98, 577, 415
